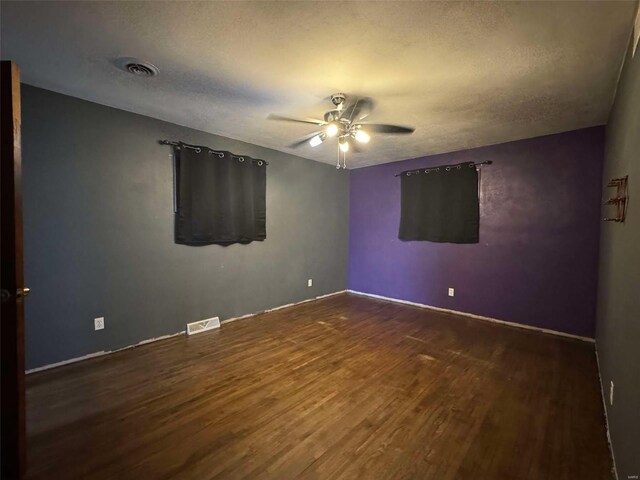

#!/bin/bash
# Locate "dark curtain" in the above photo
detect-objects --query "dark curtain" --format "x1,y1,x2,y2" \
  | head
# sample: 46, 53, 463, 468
174, 145, 266, 245
399, 162, 479, 243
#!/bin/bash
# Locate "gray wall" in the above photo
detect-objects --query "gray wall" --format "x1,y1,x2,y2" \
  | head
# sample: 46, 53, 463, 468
22, 85, 349, 370
596, 35, 640, 479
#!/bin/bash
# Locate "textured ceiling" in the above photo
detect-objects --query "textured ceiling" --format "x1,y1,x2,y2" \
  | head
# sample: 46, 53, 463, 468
1, 1, 637, 168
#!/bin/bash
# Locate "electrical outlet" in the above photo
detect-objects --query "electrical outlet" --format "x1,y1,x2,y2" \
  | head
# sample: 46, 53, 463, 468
609, 381, 614, 406
94, 317, 104, 331
307, 279, 313, 287
448, 288, 455, 297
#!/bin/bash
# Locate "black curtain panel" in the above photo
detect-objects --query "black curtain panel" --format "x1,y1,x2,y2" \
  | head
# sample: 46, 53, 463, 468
174, 145, 266, 245
399, 162, 479, 243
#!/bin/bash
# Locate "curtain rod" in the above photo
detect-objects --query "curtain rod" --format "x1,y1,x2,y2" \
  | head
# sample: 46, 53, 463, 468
394, 160, 492, 177
159, 140, 268, 165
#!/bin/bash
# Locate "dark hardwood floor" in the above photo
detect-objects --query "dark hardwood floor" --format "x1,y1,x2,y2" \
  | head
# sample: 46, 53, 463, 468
26, 293, 612, 479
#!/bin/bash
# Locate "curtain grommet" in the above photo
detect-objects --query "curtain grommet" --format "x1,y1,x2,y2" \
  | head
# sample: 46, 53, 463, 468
457, 165, 461, 170
239, 157, 245, 163
406, 172, 411, 176
258, 160, 264, 166
446, 166, 451, 171
195, 147, 201, 154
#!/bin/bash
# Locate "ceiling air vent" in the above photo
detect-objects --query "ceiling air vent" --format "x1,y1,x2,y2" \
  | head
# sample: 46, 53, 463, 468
115, 57, 159, 77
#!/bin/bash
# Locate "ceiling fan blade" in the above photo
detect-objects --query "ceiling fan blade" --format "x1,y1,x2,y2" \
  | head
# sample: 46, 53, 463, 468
358, 123, 415, 134
340, 97, 374, 122
288, 131, 323, 148
268, 114, 326, 126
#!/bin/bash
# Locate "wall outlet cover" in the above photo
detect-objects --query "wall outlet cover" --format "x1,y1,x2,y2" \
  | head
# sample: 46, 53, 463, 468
94, 317, 105, 330
308, 279, 313, 287
448, 288, 455, 297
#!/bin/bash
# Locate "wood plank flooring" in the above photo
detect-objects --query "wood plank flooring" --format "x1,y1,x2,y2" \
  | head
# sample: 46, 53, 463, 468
25, 293, 612, 479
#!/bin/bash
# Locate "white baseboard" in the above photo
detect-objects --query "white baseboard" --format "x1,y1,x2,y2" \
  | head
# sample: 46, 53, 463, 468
347, 290, 595, 343
595, 345, 619, 480
25, 330, 186, 374
221, 290, 346, 325
26, 290, 347, 374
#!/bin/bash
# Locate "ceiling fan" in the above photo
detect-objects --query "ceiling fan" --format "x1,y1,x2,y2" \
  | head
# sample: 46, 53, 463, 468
268, 93, 415, 169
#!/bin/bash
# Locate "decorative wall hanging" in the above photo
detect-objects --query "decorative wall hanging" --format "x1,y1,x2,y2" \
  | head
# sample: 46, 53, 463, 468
160, 140, 267, 245
603, 176, 628, 223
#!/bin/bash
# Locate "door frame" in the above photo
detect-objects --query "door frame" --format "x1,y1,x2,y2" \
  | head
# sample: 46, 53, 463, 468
1, 60, 27, 480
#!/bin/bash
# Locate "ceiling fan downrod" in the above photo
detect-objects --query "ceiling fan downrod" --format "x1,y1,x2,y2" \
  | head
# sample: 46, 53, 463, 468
331, 93, 346, 110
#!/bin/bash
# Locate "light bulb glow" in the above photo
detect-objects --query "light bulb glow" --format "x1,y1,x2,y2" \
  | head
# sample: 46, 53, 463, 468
326, 123, 339, 137
309, 135, 323, 147
355, 130, 370, 143
339, 140, 349, 153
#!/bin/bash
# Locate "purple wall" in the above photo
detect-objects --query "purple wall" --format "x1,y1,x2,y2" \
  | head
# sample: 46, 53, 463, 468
349, 127, 604, 337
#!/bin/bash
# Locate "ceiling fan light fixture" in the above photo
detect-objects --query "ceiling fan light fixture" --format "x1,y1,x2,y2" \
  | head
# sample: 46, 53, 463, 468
326, 123, 339, 137
355, 130, 370, 143
309, 134, 325, 147
271, 93, 414, 168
